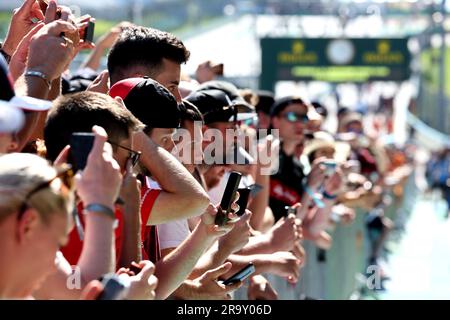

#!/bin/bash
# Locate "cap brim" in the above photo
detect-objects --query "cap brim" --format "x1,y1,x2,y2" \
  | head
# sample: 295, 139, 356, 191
0, 100, 25, 133
10, 96, 52, 112
233, 100, 255, 113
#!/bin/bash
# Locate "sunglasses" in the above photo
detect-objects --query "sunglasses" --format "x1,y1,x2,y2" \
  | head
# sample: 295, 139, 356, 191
282, 112, 309, 124
17, 164, 75, 220
108, 140, 142, 168
241, 116, 259, 127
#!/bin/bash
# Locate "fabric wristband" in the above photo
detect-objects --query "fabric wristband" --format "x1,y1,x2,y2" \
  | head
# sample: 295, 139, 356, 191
25, 70, 52, 89
0, 44, 11, 64
322, 190, 338, 200
84, 203, 116, 220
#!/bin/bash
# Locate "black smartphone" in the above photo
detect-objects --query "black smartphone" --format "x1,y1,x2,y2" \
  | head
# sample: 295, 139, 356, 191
129, 263, 143, 275
96, 273, 129, 300
235, 188, 251, 216
221, 263, 255, 286
83, 21, 95, 43
285, 206, 296, 215
215, 171, 242, 226
70, 132, 95, 172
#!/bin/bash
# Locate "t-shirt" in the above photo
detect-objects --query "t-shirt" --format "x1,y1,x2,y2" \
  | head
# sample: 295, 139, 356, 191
207, 171, 255, 205
140, 178, 162, 263
269, 146, 305, 221
144, 177, 191, 251
158, 219, 191, 251
61, 203, 124, 268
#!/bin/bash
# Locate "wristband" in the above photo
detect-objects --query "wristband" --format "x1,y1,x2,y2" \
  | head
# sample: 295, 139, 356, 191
303, 185, 326, 209
25, 70, 52, 90
322, 190, 338, 200
84, 203, 116, 220
0, 44, 11, 64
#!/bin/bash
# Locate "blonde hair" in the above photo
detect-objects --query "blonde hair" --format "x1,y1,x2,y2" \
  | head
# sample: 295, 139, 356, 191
0, 153, 72, 224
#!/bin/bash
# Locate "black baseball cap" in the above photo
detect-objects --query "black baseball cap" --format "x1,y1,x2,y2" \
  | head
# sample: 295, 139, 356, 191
109, 77, 181, 129
197, 80, 255, 113
255, 90, 275, 115
185, 89, 255, 125
270, 96, 308, 117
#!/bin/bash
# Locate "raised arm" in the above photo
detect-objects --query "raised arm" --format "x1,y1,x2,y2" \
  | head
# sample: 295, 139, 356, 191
134, 131, 210, 224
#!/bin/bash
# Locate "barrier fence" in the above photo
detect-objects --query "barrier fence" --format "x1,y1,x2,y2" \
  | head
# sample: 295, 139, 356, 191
234, 171, 418, 300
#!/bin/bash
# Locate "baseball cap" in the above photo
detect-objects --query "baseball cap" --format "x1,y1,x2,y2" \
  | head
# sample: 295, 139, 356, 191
255, 90, 275, 115
197, 80, 255, 113
302, 131, 350, 163
109, 77, 181, 129
341, 112, 363, 129
270, 96, 308, 117
0, 100, 25, 133
0, 54, 52, 112
311, 101, 328, 119
185, 89, 255, 125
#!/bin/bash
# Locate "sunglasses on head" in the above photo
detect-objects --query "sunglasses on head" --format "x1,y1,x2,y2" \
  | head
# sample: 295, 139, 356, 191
108, 140, 142, 168
17, 164, 74, 220
282, 111, 309, 124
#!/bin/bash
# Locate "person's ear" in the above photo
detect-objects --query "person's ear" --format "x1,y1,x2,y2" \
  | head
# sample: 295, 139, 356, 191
271, 116, 280, 129
16, 208, 40, 245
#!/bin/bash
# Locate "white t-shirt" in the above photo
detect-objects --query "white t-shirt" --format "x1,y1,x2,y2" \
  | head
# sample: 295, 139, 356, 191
146, 177, 191, 250
207, 171, 255, 205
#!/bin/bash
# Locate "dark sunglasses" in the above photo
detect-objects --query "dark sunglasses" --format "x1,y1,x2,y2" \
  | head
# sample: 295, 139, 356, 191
17, 165, 75, 220
282, 111, 309, 124
108, 140, 142, 168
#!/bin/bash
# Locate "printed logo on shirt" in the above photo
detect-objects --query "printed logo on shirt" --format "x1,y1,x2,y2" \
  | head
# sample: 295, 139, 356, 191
269, 179, 301, 205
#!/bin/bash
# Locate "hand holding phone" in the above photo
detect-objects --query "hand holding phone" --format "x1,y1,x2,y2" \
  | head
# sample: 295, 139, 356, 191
322, 160, 337, 176
285, 206, 296, 215
95, 273, 129, 300
129, 262, 143, 276
215, 171, 242, 226
221, 263, 255, 286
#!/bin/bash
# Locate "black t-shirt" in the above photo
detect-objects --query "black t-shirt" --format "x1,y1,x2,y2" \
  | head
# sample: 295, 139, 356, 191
269, 147, 305, 221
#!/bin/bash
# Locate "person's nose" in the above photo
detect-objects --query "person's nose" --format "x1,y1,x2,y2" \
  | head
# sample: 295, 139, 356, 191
174, 89, 182, 103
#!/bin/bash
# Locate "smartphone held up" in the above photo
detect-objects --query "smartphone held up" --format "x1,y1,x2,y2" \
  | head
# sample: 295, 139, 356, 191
215, 171, 242, 226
